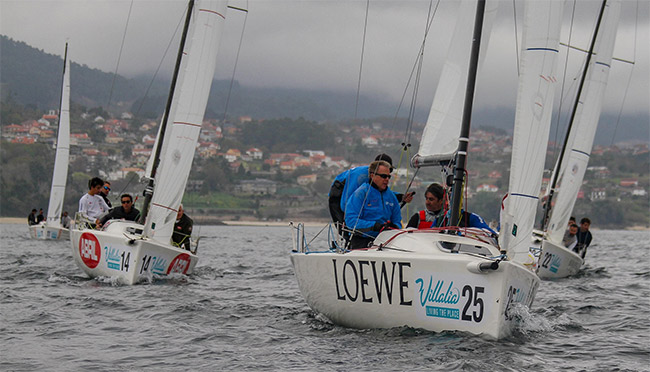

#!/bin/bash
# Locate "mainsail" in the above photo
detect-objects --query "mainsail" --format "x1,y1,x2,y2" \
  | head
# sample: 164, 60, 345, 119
413, 0, 497, 167
46, 43, 71, 228
546, 0, 621, 243
499, 1, 565, 263
143, 0, 228, 243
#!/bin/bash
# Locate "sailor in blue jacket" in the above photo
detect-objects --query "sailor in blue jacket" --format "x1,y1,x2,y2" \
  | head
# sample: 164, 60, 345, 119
432, 209, 496, 235
329, 153, 412, 234
344, 160, 402, 249
329, 154, 392, 226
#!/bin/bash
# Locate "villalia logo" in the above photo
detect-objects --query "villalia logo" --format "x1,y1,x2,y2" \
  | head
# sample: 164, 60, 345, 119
549, 255, 562, 273
415, 276, 460, 307
104, 246, 121, 270
151, 257, 167, 274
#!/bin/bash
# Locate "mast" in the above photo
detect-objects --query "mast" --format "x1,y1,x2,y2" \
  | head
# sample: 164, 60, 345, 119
449, 0, 485, 226
541, 0, 608, 230
140, 0, 195, 224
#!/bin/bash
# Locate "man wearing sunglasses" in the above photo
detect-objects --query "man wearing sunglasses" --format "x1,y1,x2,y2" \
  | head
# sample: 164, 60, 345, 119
328, 153, 413, 233
97, 194, 140, 228
344, 160, 402, 249
100, 181, 113, 208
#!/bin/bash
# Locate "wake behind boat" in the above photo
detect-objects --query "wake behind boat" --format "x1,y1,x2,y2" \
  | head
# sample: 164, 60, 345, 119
290, 0, 557, 339
70, 0, 228, 284
29, 43, 71, 241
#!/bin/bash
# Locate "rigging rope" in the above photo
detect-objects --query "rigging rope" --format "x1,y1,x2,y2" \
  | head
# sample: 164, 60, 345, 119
404, 43, 425, 147
223, 3, 250, 123
394, 0, 439, 224
353, 0, 371, 121
392, 0, 440, 140
134, 11, 186, 118
610, 0, 639, 146
551, 0, 578, 163
107, 0, 134, 111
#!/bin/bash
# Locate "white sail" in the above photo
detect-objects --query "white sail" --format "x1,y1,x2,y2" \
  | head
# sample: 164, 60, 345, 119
144, 0, 227, 243
499, 1, 565, 264
46, 45, 71, 228
546, 0, 621, 244
414, 0, 497, 165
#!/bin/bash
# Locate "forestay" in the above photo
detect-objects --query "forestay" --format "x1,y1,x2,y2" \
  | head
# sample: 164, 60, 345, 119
143, 0, 228, 243
46, 44, 71, 228
546, 0, 621, 243
499, 1, 564, 263
413, 0, 497, 166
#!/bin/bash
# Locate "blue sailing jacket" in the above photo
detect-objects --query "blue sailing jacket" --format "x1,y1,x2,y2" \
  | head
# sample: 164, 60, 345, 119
433, 210, 496, 235
344, 183, 402, 238
332, 165, 370, 211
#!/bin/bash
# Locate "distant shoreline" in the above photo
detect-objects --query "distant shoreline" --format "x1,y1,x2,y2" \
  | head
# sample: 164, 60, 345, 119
1, 217, 327, 228
2, 217, 646, 230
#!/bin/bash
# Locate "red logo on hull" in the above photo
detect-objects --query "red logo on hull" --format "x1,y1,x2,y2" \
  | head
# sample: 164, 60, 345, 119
79, 233, 101, 268
167, 253, 191, 275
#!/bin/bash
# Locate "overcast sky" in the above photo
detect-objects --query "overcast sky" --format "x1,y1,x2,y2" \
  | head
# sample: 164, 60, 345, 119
1, 0, 648, 120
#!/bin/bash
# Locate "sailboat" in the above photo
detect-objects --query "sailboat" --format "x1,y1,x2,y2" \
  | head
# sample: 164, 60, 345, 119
70, 0, 228, 284
290, 0, 559, 339
29, 43, 71, 240
535, 0, 621, 279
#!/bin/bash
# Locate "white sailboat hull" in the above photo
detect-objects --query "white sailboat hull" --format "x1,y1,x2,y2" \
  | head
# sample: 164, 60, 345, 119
28, 223, 70, 240
291, 229, 539, 339
70, 220, 197, 285
536, 239, 583, 279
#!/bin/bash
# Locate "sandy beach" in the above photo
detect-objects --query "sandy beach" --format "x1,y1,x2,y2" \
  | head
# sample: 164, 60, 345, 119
1, 218, 25, 224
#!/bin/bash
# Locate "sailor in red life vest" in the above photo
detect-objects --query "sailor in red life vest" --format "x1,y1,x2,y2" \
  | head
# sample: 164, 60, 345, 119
407, 182, 497, 235
406, 183, 445, 229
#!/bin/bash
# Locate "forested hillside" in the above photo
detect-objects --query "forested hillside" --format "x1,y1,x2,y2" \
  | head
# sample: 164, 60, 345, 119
0, 35, 415, 122
2, 35, 648, 145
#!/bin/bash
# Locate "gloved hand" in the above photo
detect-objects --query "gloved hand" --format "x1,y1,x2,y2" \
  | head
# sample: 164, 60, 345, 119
385, 222, 399, 230
372, 221, 399, 232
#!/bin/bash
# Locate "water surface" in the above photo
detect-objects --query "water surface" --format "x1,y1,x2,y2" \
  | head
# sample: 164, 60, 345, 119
1, 224, 648, 371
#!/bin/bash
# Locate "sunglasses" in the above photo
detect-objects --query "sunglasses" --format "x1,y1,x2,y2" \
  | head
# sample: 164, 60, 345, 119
375, 173, 391, 179
121, 200, 131, 204
104, 186, 111, 191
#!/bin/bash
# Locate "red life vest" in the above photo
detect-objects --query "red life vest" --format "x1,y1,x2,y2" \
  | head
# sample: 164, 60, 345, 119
417, 210, 434, 229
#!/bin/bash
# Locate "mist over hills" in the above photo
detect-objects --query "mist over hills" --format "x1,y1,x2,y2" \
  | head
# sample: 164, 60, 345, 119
1, 35, 647, 145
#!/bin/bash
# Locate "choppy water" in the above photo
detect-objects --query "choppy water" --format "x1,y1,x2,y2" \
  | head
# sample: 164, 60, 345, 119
1, 224, 648, 371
